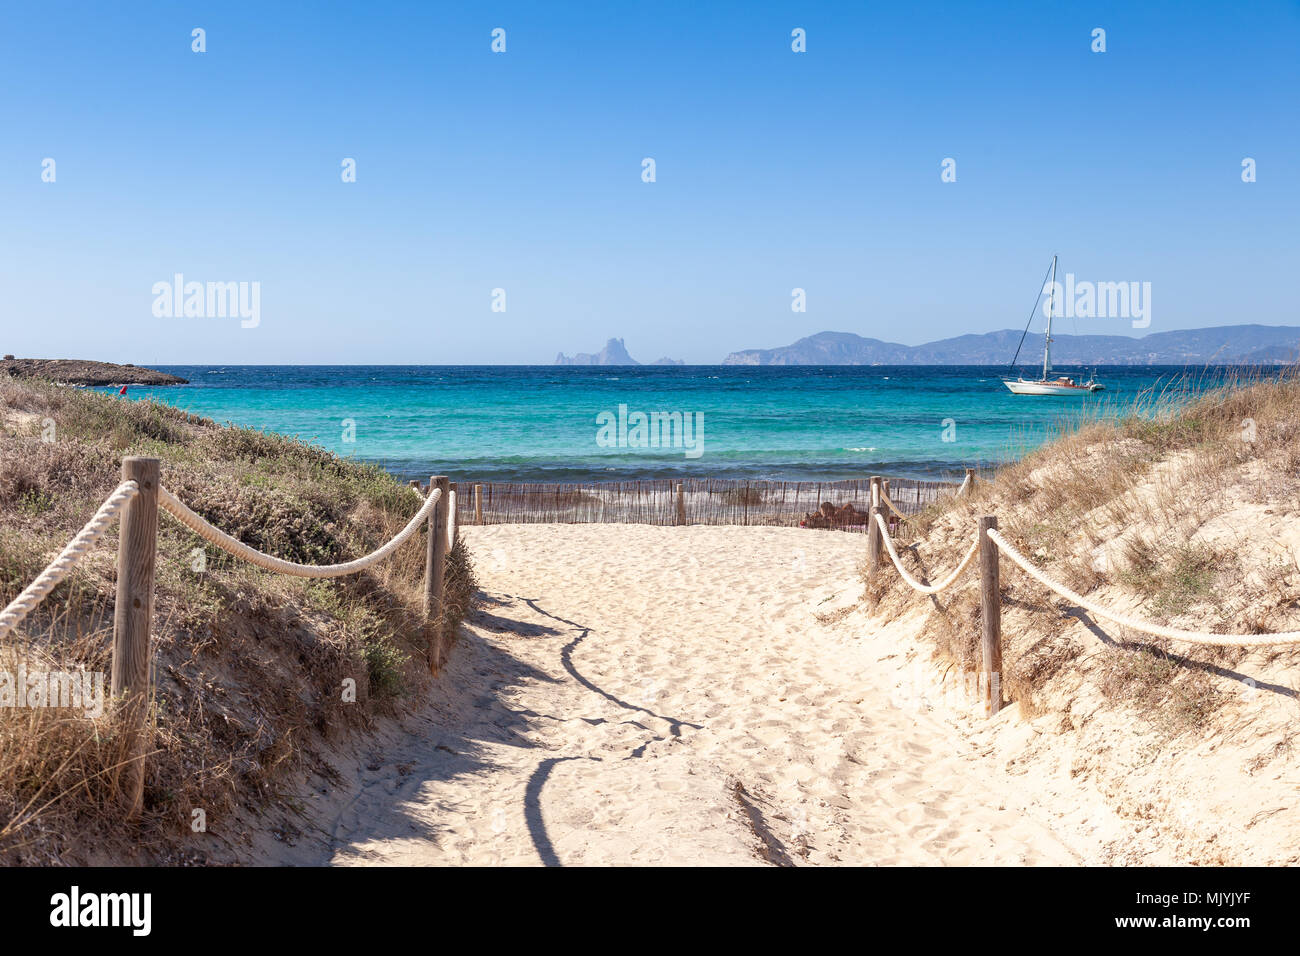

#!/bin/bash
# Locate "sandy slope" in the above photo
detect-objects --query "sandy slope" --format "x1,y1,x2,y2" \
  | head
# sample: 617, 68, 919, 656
257, 523, 1194, 867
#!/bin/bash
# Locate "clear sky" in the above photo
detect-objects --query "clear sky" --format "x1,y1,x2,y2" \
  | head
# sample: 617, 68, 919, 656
1, 1, 1296, 364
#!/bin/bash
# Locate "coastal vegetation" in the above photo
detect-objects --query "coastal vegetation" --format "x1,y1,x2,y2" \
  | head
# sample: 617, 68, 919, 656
862, 369, 1300, 862
872, 369, 1300, 720
0, 376, 476, 863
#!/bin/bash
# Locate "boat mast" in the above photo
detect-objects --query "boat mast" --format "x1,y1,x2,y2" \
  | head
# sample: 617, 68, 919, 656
1043, 254, 1057, 381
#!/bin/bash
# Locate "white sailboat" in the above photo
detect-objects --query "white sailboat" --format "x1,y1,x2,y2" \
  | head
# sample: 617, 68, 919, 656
1003, 255, 1104, 395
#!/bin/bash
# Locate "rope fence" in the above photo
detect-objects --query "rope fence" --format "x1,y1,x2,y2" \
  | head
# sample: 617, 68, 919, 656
873, 512, 980, 595
0, 480, 140, 641
158, 485, 441, 578
1, 457, 463, 819
985, 528, 1300, 648
5, 458, 976, 822
866, 470, 1300, 718
879, 491, 915, 523
33, 454, 1262, 806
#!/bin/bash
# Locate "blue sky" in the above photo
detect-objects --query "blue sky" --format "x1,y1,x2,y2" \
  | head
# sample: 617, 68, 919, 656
1, 0, 1296, 364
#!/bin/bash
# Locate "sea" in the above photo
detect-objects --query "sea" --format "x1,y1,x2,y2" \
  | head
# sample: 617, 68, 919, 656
114, 364, 1261, 484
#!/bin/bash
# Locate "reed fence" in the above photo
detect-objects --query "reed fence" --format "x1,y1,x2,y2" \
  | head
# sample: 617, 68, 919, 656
464, 475, 958, 532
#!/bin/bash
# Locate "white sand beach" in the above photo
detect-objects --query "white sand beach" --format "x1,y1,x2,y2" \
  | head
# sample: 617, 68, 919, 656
269, 523, 1181, 867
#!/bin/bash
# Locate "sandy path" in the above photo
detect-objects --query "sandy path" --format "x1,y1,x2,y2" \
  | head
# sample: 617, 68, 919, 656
301, 524, 1086, 866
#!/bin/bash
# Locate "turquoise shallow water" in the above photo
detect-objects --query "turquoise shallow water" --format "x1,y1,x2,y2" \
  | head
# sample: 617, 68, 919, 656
117, 365, 1250, 483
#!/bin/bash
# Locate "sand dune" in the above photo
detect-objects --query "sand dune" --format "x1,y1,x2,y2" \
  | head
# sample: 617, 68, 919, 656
260, 523, 1190, 866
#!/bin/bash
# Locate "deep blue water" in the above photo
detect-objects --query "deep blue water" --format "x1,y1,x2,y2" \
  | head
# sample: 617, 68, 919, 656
112, 364, 1259, 483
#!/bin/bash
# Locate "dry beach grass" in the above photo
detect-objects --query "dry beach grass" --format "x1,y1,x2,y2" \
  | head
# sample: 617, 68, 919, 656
866, 369, 1300, 862
0, 378, 476, 864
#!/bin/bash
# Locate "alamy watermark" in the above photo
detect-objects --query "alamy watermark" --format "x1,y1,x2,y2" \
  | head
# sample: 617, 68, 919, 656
50, 886, 150, 936
1042, 272, 1151, 328
0, 666, 105, 718
152, 273, 260, 328
596, 404, 704, 459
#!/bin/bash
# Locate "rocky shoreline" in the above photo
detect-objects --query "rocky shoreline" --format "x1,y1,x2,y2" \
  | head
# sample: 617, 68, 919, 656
1, 357, 187, 386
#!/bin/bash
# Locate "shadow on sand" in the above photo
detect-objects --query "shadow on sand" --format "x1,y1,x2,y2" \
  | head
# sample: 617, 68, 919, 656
300, 590, 702, 867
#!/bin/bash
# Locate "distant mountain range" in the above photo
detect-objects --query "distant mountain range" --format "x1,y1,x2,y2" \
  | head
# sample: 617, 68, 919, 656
721, 326, 1300, 366
554, 338, 683, 366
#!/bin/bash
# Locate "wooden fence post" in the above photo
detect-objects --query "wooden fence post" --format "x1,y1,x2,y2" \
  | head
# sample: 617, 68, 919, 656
449, 481, 458, 547
425, 475, 450, 672
112, 456, 159, 818
964, 468, 975, 496
978, 515, 1002, 717
867, 475, 883, 577
474, 483, 483, 525
409, 479, 420, 491
675, 483, 687, 526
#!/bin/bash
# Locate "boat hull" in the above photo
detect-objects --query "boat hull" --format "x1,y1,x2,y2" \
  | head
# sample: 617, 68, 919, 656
1003, 379, 1104, 395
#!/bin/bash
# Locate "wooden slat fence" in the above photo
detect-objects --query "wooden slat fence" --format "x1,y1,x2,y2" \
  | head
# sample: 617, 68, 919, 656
464, 476, 957, 533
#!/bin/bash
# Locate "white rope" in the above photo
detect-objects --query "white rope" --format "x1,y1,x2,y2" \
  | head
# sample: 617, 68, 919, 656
159, 485, 441, 579
882, 476, 967, 520
986, 528, 1300, 647
957, 472, 972, 496
879, 492, 912, 521
446, 488, 457, 550
874, 512, 980, 595
0, 481, 140, 641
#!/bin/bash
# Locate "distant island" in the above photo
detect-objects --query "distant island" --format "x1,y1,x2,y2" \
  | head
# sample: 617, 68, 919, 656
722, 326, 1300, 366
554, 337, 683, 366
0, 357, 187, 385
